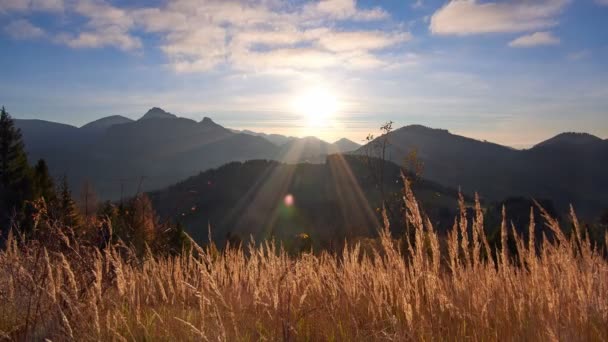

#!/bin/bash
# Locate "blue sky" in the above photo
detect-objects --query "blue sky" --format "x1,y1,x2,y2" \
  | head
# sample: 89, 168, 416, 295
1, 0, 607, 147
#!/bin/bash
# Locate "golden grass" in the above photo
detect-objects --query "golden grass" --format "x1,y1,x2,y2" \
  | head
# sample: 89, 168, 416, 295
0, 180, 606, 341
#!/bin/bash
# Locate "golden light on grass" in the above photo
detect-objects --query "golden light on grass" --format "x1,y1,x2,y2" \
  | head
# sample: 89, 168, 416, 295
0, 183, 606, 341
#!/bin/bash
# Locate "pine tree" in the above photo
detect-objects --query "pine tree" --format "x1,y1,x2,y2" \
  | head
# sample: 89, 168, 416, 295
58, 176, 82, 228
33, 159, 56, 203
0, 106, 34, 229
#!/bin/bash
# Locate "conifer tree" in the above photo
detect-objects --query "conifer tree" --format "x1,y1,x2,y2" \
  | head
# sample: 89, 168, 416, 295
33, 159, 56, 203
58, 176, 82, 228
0, 106, 34, 229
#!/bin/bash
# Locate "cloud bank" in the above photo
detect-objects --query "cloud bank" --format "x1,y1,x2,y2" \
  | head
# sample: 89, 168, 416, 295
1, 0, 411, 73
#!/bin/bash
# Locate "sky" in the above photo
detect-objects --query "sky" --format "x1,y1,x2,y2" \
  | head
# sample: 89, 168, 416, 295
1, 0, 607, 147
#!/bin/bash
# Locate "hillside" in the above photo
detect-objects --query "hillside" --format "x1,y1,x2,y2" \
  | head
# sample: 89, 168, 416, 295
149, 155, 463, 247
533, 132, 603, 148
356, 125, 608, 218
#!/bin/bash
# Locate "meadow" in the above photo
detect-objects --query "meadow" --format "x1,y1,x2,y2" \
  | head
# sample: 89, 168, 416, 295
1, 181, 606, 341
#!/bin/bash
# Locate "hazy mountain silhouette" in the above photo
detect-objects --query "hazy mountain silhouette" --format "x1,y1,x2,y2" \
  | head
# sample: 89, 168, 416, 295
237, 130, 360, 153
14, 119, 87, 159
80, 115, 133, 133
139, 107, 177, 120
357, 125, 608, 218
277, 136, 338, 163
333, 138, 361, 152
16, 108, 279, 199
238, 130, 296, 146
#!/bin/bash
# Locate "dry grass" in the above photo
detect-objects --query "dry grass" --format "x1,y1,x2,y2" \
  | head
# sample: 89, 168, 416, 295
0, 180, 607, 341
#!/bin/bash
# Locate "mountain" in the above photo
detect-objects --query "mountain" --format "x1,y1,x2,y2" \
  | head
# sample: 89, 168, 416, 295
333, 138, 361, 153
238, 129, 359, 152
238, 130, 296, 146
81, 115, 133, 133
533, 132, 602, 148
15, 119, 86, 159
277, 136, 339, 163
149, 155, 463, 247
16, 108, 280, 199
139, 107, 177, 120
16, 111, 607, 218
356, 125, 608, 218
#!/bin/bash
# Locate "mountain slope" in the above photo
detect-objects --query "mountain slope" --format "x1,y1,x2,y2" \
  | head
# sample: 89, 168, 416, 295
139, 107, 177, 120
149, 155, 463, 246
17, 108, 280, 199
333, 138, 361, 153
533, 132, 603, 149
15, 119, 86, 160
356, 125, 608, 218
81, 115, 133, 133
276, 136, 339, 163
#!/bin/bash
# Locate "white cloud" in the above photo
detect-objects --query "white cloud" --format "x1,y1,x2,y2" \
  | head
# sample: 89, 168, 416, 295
0, 0, 410, 72
596, 0, 608, 5
132, 0, 410, 73
50, 0, 140, 50
508, 31, 560, 48
430, 0, 569, 35
57, 27, 142, 50
4, 19, 45, 39
310, 0, 388, 21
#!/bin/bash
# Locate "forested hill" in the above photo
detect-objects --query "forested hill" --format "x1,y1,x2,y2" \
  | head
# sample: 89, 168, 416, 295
148, 155, 463, 248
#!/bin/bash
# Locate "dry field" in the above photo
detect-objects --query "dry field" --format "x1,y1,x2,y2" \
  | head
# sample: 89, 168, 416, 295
1, 182, 606, 341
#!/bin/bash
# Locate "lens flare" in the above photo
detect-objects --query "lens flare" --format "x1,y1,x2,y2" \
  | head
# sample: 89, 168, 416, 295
284, 194, 294, 207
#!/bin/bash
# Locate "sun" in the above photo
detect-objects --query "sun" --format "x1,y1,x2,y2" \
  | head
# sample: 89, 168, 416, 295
291, 87, 339, 127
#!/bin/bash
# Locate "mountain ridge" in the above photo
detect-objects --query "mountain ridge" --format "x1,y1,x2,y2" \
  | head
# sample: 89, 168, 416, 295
81, 115, 134, 131
355, 125, 608, 218
13, 108, 608, 218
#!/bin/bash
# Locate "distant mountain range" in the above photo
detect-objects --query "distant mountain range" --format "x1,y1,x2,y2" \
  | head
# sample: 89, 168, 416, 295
355, 125, 608, 218
232, 128, 361, 154
15, 107, 360, 199
14, 108, 608, 219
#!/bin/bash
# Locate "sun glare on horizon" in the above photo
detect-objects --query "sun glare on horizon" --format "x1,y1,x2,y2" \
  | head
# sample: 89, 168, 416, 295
290, 87, 340, 128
